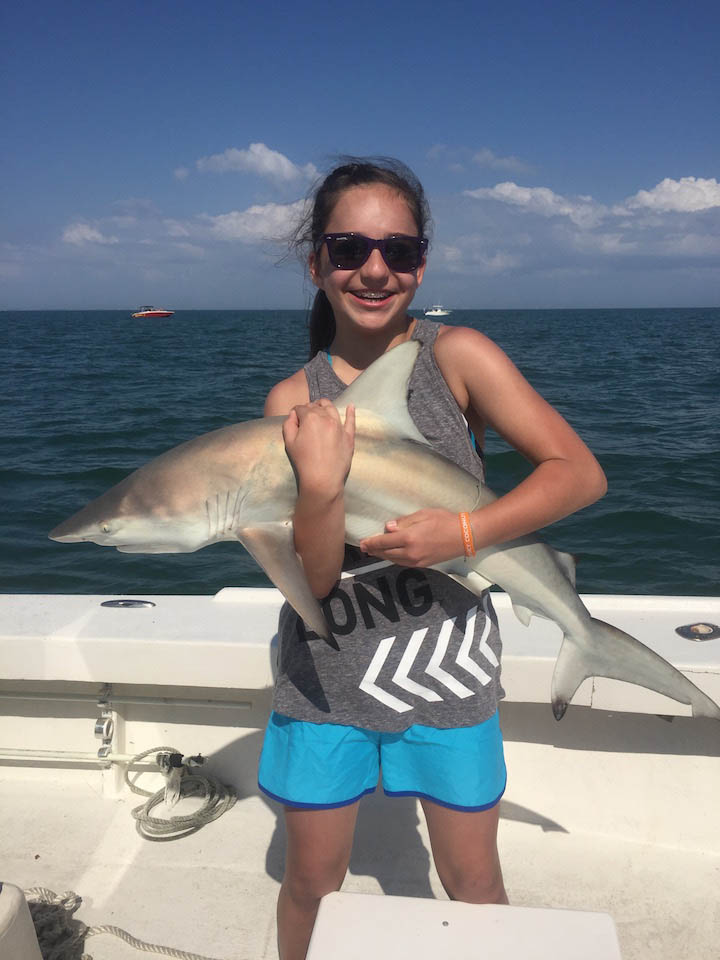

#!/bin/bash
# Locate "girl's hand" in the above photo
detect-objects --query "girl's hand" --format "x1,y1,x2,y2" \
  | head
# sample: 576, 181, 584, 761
359, 508, 466, 568
283, 399, 355, 495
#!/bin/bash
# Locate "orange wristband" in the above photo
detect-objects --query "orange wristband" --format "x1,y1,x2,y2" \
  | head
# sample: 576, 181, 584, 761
458, 511, 476, 557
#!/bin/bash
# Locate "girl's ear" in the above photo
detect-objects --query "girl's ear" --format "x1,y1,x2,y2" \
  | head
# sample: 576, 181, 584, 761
309, 251, 322, 288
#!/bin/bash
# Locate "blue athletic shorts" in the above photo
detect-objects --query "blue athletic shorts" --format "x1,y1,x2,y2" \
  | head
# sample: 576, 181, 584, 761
257, 711, 506, 812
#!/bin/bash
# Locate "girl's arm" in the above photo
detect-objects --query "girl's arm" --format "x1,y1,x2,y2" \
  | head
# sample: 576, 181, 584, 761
359, 326, 607, 567
265, 375, 355, 598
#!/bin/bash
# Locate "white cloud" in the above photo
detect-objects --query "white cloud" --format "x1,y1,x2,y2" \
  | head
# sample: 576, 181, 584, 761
465, 182, 607, 228
109, 215, 137, 228
62, 222, 118, 246
436, 169, 720, 294
435, 241, 521, 276
31, 166, 717, 310
478, 251, 521, 274
112, 198, 160, 217
570, 232, 638, 255
171, 242, 206, 259
164, 219, 191, 237
203, 199, 306, 242
426, 143, 449, 161
196, 142, 317, 182
174, 166, 190, 181
625, 176, 720, 213
472, 148, 530, 174
657, 232, 720, 256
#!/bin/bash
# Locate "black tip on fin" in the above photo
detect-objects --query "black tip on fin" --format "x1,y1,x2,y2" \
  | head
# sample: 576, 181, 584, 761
552, 700, 568, 721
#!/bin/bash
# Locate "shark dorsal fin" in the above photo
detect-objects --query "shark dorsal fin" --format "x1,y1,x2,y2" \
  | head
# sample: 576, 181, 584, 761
333, 340, 428, 444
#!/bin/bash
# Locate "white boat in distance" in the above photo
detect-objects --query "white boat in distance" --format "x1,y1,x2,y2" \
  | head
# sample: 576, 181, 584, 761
424, 304, 451, 316
131, 305, 175, 319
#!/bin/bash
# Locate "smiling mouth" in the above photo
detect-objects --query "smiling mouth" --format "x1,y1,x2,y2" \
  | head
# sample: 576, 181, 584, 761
351, 291, 394, 302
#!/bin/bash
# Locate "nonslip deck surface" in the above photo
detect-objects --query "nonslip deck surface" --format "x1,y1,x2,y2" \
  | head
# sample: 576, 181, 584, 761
2, 778, 718, 960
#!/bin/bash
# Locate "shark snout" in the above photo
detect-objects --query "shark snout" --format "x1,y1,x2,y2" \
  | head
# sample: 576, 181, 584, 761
49, 524, 101, 544
49, 518, 85, 542
49, 508, 106, 543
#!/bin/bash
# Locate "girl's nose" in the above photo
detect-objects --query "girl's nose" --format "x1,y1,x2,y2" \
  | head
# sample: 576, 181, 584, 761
359, 247, 389, 280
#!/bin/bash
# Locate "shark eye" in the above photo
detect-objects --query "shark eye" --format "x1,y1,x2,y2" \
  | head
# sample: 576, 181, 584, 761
102, 523, 111, 533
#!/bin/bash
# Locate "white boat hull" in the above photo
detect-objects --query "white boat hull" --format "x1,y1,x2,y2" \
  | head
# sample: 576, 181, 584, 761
1, 590, 718, 959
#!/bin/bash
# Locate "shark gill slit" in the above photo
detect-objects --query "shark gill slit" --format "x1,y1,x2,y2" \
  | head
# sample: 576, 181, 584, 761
223, 490, 231, 535
205, 498, 214, 541
231, 488, 244, 534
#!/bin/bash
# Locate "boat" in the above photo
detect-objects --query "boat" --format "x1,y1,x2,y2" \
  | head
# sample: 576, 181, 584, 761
131, 306, 175, 319
424, 304, 451, 317
0, 588, 718, 959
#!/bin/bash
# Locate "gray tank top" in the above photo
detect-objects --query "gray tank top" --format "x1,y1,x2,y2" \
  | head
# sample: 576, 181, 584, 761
272, 317, 504, 731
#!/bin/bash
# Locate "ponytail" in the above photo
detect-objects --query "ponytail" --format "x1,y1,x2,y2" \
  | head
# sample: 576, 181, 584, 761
308, 290, 335, 360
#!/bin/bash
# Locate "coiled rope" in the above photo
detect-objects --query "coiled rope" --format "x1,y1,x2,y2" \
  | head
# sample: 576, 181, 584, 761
24, 888, 230, 960
22, 748, 239, 957
125, 746, 237, 841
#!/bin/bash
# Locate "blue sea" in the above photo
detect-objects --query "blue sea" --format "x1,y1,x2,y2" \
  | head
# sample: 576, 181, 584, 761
1, 308, 719, 597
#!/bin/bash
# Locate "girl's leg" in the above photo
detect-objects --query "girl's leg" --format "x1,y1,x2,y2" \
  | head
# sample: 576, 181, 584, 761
278, 802, 360, 960
420, 798, 508, 905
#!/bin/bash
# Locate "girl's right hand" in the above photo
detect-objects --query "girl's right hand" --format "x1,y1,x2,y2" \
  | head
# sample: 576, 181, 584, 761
282, 399, 356, 495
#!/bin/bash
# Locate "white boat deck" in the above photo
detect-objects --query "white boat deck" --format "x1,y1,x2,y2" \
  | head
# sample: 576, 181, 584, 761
1, 590, 719, 959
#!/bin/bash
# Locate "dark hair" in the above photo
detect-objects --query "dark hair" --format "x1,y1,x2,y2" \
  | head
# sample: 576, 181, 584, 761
290, 157, 431, 359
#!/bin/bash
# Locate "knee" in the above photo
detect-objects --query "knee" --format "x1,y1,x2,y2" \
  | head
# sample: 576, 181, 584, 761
439, 864, 508, 905
283, 856, 348, 907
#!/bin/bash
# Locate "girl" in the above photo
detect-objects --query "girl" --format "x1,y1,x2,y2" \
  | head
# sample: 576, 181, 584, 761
258, 158, 606, 960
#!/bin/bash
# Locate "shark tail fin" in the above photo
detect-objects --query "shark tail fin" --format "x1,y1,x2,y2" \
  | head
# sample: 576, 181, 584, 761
552, 618, 720, 721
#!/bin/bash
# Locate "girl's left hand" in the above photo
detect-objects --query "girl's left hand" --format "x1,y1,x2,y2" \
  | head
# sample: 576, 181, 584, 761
359, 509, 467, 568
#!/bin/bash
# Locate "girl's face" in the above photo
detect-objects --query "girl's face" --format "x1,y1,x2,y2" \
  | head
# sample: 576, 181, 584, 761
309, 184, 426, 337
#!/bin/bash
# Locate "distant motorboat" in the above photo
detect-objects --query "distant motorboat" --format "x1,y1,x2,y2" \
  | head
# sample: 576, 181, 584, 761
424, 304, 451, 317
131, 306, 175, 319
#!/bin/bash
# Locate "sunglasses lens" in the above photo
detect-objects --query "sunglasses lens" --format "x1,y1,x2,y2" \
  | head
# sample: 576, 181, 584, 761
383, 237, 422, 271
323, 235, 425, 271
326, 236, 368, 269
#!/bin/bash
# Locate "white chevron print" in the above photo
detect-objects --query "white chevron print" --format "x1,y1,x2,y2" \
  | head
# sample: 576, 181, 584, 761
425, 617, 475, 699
479, 594, 499, 667
392, 628, 442, 702
456, 606, 492, 685
359, 636, 413, 713
359, 602, 498, 711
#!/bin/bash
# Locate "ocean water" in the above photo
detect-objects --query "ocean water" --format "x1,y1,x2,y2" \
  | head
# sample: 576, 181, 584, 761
1, 308, 718, 597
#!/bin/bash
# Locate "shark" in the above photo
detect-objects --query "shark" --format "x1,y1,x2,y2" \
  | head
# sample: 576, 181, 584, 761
50, 341, 720, 721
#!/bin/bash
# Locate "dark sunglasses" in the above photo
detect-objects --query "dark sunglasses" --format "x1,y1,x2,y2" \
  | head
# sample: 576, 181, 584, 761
319, 233, 428, 272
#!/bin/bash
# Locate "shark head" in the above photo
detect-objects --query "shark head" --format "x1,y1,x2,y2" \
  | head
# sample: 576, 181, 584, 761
49, 469, 214, 554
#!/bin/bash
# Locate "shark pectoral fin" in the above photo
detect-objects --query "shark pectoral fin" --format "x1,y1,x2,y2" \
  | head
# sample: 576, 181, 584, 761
552, 549, 577, 586
238, 523, 329, 639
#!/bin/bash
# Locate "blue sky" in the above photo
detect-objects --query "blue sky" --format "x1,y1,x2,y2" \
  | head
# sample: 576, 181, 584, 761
2, 0, 719, 309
